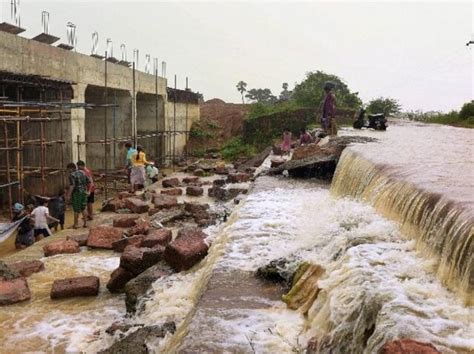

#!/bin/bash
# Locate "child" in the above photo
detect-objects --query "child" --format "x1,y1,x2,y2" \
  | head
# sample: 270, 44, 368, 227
145, 162, 159, 186
49, 191, 66, 231
281, 128, 292, 155
31, 198, 59, 241
12, 203, 34, 249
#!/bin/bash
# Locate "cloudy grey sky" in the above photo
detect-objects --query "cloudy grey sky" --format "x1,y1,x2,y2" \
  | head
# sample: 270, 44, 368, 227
3, 1, 472, 112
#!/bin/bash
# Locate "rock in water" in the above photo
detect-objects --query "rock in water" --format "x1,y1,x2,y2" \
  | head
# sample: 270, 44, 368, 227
381, 339, 441, 354
164, 228, 209, 271
43, 239, 80, 257
120, 246, 165, 275
162, 178, 180, 188
282, 263, 325, 314
106, 267, 135, 293
50, 276, 100, 299
153, 195, 178, 210
113, 216, 140, 228
186, 186, 204, 196
0, 262, 31, 305
124, 198, 150, 214
124, 263, 173, 313
0, 277, 31, 305
87, 226, 124, 249
141, 229, 172, 248
7, 260, 44, 277
112, 234, 147, 253
183, 176, 200, 184
126, 221, 150, 237
99, 322, 176, 353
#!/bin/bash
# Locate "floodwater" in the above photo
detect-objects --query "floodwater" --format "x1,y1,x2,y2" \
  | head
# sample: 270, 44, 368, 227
0, 120, 472, 353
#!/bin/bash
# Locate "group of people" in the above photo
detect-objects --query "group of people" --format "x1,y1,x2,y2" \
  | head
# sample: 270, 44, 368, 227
280, 81, 337, 154
12, 160, 96, 249
124, 142, 159, 192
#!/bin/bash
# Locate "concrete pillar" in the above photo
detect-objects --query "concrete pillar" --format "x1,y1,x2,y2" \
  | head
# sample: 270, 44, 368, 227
71, 83, 87, 163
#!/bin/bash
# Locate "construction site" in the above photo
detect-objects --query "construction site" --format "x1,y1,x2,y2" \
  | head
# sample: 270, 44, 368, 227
0, 5, 200, 216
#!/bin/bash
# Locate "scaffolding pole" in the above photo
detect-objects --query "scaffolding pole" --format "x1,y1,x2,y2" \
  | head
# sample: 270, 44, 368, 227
104, 51, 109, 200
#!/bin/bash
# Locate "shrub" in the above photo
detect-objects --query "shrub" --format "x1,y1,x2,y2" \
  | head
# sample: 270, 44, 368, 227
220, 137, 256, 161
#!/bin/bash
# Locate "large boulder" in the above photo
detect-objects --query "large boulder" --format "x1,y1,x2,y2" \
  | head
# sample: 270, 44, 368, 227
124, 198, 150, 214
50, 276, 100, 299
164, 228, 209, 271
186, 186, 204, 196
126, 220, 150, 237
153, 195, 178, 210
7, 260, 44, 277
120, 245, 165, 275
141, 229, 172, 248
98, 322, 176, 353
162, 178, 180, 188
106, 267, 135, 293
43, 239, 80, 257
87, 226, 124, 249
0, 277, 31, 305
102, 198, 126, 212
113, 216, 140, 228
227, 172, 250, 183
124, 263, 174, 313
160, 188, 183, 196
381, 340, 441, 354
112, 234, 147, 253
67, 233, 89, 246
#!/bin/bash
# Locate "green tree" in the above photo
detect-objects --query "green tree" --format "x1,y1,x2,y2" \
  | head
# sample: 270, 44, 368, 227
245, 88, 278, 104
279, 82, 292, 101
459, 100, 474, 120
366, 97, 401, 116
292, 70, 361, 109
236, 81, 247, 104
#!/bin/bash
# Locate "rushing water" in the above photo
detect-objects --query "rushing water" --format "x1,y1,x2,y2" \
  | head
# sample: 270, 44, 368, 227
334, 121, 474, 303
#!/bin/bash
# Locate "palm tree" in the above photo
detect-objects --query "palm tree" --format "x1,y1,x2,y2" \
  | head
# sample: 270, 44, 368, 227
236, 81, 247, 104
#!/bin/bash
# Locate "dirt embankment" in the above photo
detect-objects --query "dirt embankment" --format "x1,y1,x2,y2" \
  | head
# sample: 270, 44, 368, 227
187, 99, 249, 154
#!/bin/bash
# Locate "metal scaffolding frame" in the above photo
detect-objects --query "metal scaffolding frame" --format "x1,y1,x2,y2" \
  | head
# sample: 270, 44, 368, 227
1, 62, 197, 216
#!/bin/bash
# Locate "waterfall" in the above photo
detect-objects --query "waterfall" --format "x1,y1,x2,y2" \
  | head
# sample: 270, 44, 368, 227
331, 148, 473, 305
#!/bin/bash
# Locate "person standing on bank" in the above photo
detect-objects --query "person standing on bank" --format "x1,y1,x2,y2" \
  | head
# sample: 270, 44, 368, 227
66, 162, 91, 229
130, 145, 148, 192
321, 82, 338, 136
124, 142, 137, 191
12, 203, 35, 249
77, 160, 95, 221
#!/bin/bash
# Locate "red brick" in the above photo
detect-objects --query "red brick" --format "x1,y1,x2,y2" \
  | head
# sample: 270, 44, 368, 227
87, 226, 124, 249
164, 228, 209, 271
50, 276, 100, 299
43, 239, 80, 257
113, 216, 140, 228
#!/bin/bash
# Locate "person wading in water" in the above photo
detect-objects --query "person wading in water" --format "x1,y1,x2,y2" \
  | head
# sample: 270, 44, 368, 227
66, 162, 91, 229
321, 82, 337, 136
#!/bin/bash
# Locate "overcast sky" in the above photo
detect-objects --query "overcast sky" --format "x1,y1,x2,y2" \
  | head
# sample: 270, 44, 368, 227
3, 1, 472, 112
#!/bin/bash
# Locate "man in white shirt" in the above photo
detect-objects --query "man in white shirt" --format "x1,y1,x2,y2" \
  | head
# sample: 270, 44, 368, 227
31, 198, 59, 240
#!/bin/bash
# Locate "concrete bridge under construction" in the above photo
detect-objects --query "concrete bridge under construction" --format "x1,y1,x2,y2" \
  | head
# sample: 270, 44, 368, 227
0, 29, 200, 209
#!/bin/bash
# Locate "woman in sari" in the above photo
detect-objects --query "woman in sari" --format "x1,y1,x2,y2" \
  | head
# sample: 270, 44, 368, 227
130, 145, 148, 192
